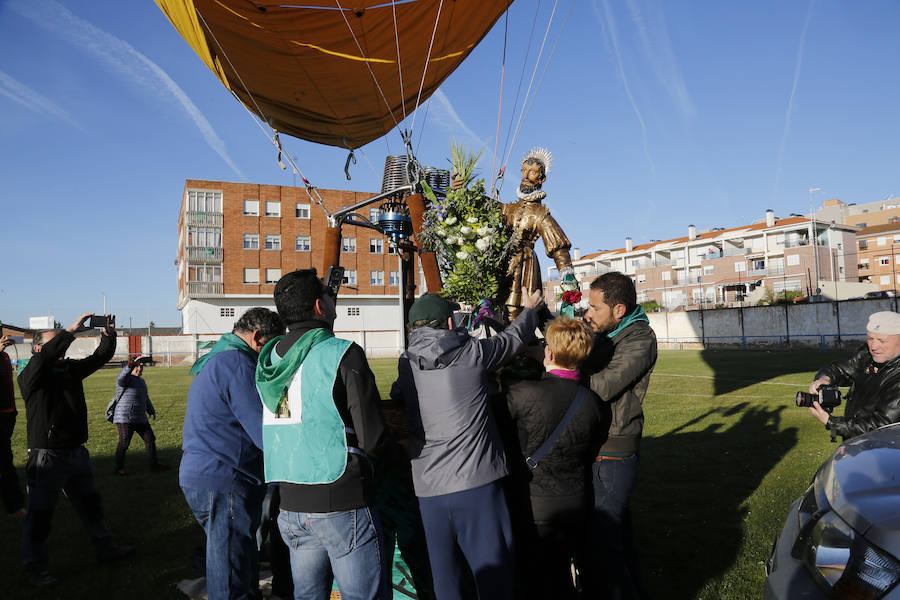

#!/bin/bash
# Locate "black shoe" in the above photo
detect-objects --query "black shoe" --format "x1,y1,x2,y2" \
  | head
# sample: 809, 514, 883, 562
26, 570, 58, 588
98, 544, 136, 563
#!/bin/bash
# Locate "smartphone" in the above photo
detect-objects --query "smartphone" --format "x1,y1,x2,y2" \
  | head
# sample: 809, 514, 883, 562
88, 315, 109, 328
9, 335, 24, 344
325, 265, 345, 299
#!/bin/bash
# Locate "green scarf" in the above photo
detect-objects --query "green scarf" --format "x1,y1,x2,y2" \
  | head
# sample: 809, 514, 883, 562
189, 333, 256, 375
255, 328, 334, 413
606, 305, 649, 339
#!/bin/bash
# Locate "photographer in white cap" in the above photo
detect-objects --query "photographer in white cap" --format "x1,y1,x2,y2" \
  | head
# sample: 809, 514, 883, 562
808, 311, 900, 441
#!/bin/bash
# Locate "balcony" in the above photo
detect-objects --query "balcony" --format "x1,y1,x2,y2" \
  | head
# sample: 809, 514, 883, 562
701, 248, 751, 261
186, 281, 223, 296
748, 268, 767, 277
782, 238, 810, 249
186, 246, 223, 263
186, 211, 224, 227
673, 276, 702, 285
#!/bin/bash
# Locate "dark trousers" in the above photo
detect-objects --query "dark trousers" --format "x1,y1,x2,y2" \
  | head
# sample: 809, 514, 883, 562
418, 480, 515, 600
23, 446, 113, 573
0, 412, 24, 513
582, 454, 649, 600
517, 515, 583, 600
115, 422, 159, 471
257, 485, 293, 598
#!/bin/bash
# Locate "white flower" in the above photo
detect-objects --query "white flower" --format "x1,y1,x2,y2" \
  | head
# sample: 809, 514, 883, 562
456, 251, 470, 260
475, 238, 490, 252
446, 235, 457, 245
445, 216, 457, 225
459, 226, 472, 236
436, 228, 447, 237
476, 227, 491, 236
466, 216, 478, 224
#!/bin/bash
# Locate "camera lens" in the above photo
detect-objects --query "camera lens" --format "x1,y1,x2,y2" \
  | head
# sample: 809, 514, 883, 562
796, 391, 812, 408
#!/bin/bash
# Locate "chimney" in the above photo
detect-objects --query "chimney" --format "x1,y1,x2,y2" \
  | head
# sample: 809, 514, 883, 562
572, 247, 581, 261
765, 209, 775, 227
688, 224, 696, 241
625, 237, 633, 253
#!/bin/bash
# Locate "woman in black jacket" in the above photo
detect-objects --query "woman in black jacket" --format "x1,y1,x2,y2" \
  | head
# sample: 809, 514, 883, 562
503, 317, 609, 600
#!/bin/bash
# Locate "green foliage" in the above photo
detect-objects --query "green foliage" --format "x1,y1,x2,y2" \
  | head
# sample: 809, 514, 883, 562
419, 147, 515, 305
641, 300, 664, 312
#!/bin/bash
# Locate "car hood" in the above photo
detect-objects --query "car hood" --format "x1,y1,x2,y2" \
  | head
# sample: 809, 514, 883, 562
820, 423, 900, 557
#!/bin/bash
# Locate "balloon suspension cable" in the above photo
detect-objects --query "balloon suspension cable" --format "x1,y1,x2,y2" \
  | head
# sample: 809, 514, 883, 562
334, 0, 400, 130
490, 10, 510, 194
493, 167, 506, 199
502, 0, 560, 172
391, 0, 406, 121
408, 0, 445, 136
196, 8, 320, 193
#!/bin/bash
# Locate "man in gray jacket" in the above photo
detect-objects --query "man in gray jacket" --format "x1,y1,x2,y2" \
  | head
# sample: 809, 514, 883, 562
392, 287, 543, 600
582, 272, 657, 599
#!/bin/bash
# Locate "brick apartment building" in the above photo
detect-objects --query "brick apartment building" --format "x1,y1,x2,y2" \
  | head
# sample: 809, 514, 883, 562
177, 179, 423, 355
544, 210, 860, 312
855, 223, 900, 294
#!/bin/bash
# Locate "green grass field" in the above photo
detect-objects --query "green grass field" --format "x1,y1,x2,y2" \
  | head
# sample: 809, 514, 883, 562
1, 349, 846, 599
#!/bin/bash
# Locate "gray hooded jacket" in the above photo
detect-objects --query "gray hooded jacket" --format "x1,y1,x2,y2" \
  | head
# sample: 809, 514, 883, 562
393, 309, 538, 497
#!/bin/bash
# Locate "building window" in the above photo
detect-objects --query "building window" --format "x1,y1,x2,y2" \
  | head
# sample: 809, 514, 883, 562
787, 254, 800, 266
662, 271, 671, 281
389, 270, 401, 286
220, 307, 235, 317
880, 257, 890, 266
387, 242, 397, 254
348, 307, 360, 316
703, 265, 714, 276
370, 238, 383, 254
295, 235, 311, 252
266, 268, 281, 284
859, 240, 868, 249
369, 207, 381, 221
751, 259, 765, 271
243, 268, 259, 284
636, 274, 646, 283
187, 189, 222, 212
295, 203, 310, 219
243, 199, 259, 216
343, 270, 357, 285
881, 275, 891, 284
734, 262, 746, 272
856, 222, 867, 228
342, 237, 357, 253
264, 234, 281, 250
370, 270, 384, 285
878, 236, 887, 246
189, 227, 222, 247
243, 234, 259, 250
265, 201, 281, 217
189, 265, 221, 282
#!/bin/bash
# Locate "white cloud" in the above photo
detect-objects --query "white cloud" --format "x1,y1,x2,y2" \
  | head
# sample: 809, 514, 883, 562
0, 70, 82, 129
426, 89, 485, 149
9, 0, 245, 180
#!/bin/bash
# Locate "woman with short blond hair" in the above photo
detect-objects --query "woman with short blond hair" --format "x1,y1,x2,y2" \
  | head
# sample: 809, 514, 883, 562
504, 317, 608, 600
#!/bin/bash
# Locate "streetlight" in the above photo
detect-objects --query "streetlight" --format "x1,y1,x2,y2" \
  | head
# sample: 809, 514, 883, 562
809, 187, 822, 297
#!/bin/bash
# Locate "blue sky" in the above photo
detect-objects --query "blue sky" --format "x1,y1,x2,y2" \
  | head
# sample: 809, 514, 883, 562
3, 0, 900, 327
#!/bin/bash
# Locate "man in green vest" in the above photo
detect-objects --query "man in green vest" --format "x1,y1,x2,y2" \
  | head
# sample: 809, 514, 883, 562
256, 269, 391, 599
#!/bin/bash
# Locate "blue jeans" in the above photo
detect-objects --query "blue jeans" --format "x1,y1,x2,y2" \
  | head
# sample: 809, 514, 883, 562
583, 454, 648, 600
182, 485, 266, 600
277, 506, 387, 600
417, 481, 515, 600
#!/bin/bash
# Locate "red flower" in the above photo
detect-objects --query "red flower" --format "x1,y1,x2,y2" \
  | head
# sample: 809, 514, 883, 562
562, 290, 582, 305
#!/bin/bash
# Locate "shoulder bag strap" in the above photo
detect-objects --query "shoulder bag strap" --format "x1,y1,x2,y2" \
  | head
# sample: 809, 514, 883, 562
525, 385, 588, 470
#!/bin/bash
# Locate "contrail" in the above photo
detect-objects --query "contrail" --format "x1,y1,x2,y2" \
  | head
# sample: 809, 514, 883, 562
625, 0, 695, 119
0, 70, 82, 130
9, 0, 246, 180
773, 0, 816, 203
594, 0, 656, 175
427, 90, 485, 149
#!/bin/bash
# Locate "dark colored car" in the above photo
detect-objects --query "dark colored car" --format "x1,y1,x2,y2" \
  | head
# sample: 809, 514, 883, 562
764, 423, 900, 599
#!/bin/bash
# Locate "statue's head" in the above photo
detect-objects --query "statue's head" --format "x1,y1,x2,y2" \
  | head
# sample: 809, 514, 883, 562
519, 147, 552, 195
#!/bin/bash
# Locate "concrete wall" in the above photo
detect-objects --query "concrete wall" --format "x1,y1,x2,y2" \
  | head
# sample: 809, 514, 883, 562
647, 297, 896, 349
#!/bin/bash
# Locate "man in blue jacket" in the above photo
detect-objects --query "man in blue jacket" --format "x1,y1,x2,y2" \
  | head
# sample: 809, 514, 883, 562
180, 307, 284, 600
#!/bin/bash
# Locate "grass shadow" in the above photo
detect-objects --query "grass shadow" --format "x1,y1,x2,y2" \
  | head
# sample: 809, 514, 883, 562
699, 349, 848, 396
634, 403, 798, 599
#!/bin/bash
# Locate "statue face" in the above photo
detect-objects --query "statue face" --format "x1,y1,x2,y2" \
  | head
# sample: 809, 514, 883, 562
520, 161, 546, 190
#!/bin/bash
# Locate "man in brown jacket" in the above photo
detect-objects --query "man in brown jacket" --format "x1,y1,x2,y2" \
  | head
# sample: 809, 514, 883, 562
582, 272, 657, 599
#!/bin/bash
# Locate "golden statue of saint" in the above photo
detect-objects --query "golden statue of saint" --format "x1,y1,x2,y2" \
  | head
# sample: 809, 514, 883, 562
502, 147, 573, 320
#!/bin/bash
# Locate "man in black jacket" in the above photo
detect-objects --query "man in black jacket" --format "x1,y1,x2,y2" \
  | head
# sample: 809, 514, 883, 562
582, 272, 657, 600
17, 313, 133, 587
808, 310, 900, 441
257, 270, 391, 599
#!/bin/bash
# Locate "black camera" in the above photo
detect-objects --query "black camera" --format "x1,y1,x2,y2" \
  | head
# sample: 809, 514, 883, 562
795, 386, 842, 412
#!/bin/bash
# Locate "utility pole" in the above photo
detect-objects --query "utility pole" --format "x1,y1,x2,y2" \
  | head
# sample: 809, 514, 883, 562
809, 187, 821, 298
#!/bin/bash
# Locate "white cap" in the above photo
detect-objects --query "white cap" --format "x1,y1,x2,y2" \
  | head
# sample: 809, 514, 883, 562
866, 311, 900, 335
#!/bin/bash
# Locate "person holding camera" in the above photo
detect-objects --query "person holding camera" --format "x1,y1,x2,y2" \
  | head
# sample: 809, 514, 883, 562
17, 314, 134, 587
808, 311, 900, 441
111, 356, 168, 475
